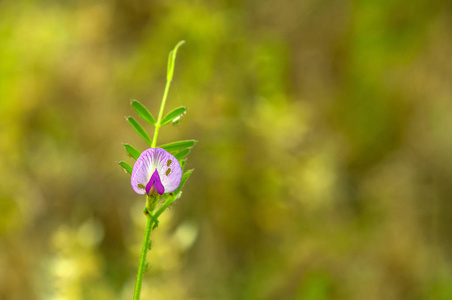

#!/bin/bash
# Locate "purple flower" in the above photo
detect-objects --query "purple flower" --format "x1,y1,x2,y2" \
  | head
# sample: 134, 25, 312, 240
131, 148, 182, 195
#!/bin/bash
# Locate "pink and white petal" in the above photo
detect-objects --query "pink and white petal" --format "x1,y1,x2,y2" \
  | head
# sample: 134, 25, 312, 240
131, 148, 156, 194
154, 148, 182, 193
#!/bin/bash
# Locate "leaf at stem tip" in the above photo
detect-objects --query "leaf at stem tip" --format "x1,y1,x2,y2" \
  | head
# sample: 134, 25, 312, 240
160, 140, 197, 152
167, 40, 185, 81
126, 116, 152, 145
123, 143, 141, 160
161, 106, 186, 125
174, 149, 190, 161
118, 161, 133, 174
131, 100, 156, 125
167, 50, 174, 80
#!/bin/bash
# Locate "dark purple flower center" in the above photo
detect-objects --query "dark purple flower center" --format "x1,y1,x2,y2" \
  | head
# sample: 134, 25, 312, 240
145, 169, 165, 195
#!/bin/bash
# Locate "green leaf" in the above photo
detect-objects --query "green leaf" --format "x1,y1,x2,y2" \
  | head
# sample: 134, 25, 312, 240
172, 116, 181, 125
151, 169, 193, 221
152, 191, 182, 221
126, 116, 152, 145
167, 50, 174, 80
180, 159, 187, 172
161, 106, 186, 125
118, 161, 133, 174
123, 143, 141, 160
131, 100, 156, 125
174, 149, 190, 161
160, 140, 197, 152
176, 169, 194, 193
167, 40, 185, 81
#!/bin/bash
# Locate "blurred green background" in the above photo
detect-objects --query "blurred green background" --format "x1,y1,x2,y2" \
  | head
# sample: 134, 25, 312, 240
1, 0, 451, 299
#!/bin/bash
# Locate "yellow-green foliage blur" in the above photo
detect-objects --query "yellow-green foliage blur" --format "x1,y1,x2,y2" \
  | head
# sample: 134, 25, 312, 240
1, 0, 451, 299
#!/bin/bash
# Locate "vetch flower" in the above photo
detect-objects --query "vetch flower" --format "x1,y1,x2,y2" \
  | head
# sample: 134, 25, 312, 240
131, 148, 182, 195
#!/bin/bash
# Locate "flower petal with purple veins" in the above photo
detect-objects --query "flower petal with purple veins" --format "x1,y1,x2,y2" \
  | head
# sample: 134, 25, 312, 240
131, 148, 182, 195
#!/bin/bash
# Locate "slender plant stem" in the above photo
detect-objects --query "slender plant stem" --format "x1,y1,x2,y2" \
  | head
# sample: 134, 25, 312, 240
151, 40, 184, 148
133, 78, 170, 300
151, 79, 172, 148
133, 198, 153, 300
133, 52, 172, 300
133, 40, 184, 300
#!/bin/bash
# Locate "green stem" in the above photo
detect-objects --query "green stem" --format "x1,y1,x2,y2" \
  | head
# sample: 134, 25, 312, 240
133, 40, 184, 300
133, 80, 169, 300
151, 40, 185, 148
133, 198, 153, 300
151, 79, 172, 148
